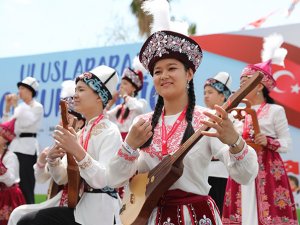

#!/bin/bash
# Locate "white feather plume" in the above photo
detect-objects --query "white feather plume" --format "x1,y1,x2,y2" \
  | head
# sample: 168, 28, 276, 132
60, 80, 76, 99
170, 21, 189, 36
132, 56, 147, 74
142, 0, 171, 33
261, 33, 288, 66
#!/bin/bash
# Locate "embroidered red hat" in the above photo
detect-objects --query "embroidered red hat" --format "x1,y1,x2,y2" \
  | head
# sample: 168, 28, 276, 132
241, 33, 287, 90
0, 119, 16, 142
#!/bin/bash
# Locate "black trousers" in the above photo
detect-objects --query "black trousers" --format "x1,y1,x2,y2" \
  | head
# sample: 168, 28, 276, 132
15, 152, 37, 204
208, 176, 227, 216
17, 207, 80, 225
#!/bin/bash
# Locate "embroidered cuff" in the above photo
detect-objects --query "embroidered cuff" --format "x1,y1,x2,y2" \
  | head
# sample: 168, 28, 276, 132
0, 162, 7, 175
266, 136, 281, 151
117, 143, 139, 162
230, 144, 249, 161
77, 154, 93, 170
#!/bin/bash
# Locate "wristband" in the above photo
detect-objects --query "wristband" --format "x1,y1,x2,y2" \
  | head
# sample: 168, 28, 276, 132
122, 142, 136, 154
228, 135, 243, 148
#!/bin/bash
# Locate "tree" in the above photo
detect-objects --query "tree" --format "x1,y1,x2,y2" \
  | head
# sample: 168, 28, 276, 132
130, 0, 197, 37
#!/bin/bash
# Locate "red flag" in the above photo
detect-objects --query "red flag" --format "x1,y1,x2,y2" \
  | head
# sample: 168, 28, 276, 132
284, 160, 299, 174
242, 10, 278, 29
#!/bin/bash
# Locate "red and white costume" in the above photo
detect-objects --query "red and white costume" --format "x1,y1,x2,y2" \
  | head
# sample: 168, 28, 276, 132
0, 150, 25, 225
109, 106, 259, 225
222, 103, 298, 225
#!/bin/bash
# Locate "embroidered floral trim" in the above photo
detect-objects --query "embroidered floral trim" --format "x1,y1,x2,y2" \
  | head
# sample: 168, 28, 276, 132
269, 159, 285, 181
0, 161, 7, 175
241, 67, 276, 90
266, 136, 281, 151
78, 72, 112, 107
140, 108, 207, 160
91, 123, 108, 136
273, 185, 292, 209
140, 31, 202, 72
117, 148, 138, 162
199, 215, 212, 225
122, 68, 142, 89
232, 146, 249, 161
78, 155, 92, 169
205, 78, 231, 100
0, 205, 13, 220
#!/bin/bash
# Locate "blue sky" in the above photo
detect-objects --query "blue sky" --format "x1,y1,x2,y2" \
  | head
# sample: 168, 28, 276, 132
1, 0, 299, 58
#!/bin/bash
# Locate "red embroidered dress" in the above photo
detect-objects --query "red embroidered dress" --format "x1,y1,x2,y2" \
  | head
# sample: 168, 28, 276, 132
222, 103, 298, 225
0, 150, 25, 225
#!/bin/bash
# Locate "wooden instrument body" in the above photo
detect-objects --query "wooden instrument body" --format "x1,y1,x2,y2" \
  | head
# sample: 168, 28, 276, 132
120, 72, 264, 225
60, 100, 81, 208
229, 99, 262, 152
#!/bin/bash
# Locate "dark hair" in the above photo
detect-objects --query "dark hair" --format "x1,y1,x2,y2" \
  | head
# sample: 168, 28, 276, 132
141, 64, 195, 148
262, 86, 275, 104
288, 175, 299, 187
116, 104, 130, 121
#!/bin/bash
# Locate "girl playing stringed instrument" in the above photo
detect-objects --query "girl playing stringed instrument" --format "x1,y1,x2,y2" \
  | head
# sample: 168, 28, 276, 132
17, 66, 122, 225
222, 34, 298, 225
107, 1, 259, 224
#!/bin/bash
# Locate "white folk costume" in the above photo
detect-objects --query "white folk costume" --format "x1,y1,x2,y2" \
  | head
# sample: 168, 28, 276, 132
47, 116, 122, 225
222, 34, 298, 225
205, 72, 232, 216
106, 62, 147, 140
109, 106, 259, 225
0, 120, 25, 225
16, 66, 123, 225
107, 1, 259, 223
2, 77, 43, 204
9, 80, 83, 225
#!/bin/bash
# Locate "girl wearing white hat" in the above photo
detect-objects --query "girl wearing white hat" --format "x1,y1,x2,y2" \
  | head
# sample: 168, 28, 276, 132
17, 66, 122, 225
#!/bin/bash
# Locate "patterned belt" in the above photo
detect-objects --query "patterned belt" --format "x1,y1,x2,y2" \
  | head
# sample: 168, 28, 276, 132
83, 182, 118, 199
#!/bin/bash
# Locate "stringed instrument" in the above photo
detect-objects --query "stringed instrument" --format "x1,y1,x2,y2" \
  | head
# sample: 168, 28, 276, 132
120, 72, 263, 225
229, 99, 262, 152
47, 114, 79, 200
60, 99, 81, 208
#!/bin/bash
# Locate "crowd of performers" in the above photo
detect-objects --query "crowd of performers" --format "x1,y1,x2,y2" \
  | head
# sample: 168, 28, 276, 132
1, 1, 299, 225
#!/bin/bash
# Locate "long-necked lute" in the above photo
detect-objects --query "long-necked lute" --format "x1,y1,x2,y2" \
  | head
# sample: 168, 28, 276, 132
60, 99, 81, 208
120, 72, 263, 225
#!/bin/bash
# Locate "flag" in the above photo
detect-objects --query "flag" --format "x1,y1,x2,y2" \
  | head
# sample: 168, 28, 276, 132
242, 10, 278, 29
284, 160, 299, 174
287, 0, 300, 17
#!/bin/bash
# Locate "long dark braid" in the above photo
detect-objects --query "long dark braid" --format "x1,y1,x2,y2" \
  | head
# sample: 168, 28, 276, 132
141, 95, 164, 148
262, 86, 275, 104
116, 105, 130, 120
181, 79, 195, 144
141, 66, 196, 148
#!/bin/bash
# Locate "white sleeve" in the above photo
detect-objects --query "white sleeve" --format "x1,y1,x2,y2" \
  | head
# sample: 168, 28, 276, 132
34, 163, 51, 183
125, 97, 147, 114
76, 127, 123, 189
210, 137, 258, 185
0, 153, 19, 187
48, 156, 68, 185
271, 106, 291, 153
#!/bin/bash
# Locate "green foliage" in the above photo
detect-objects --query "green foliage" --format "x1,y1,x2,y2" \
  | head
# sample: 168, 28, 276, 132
34, 194, 47, 204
